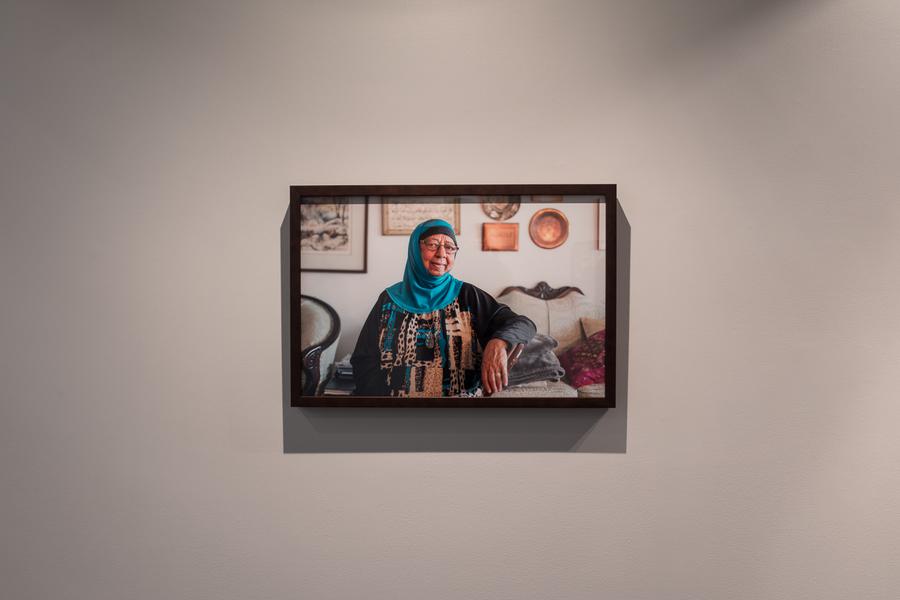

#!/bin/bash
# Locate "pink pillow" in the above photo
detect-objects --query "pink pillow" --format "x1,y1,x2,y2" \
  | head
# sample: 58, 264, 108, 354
558, 330, 605, 388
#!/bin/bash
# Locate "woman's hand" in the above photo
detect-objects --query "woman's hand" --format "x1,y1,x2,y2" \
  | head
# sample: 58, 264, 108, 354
481, 338, 509, 395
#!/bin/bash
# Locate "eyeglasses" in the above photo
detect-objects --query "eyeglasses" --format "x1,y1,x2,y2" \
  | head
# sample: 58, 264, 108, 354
420, 240, 459, 255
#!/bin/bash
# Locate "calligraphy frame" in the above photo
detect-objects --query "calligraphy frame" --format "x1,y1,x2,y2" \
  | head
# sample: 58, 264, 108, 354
381, 199, 461, 235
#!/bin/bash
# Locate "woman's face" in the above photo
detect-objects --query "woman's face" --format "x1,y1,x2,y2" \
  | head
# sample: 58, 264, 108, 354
420, 233, 457, 276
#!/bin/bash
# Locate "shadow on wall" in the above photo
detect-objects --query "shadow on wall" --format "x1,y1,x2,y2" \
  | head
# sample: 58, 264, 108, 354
590, 0, 822, 75
280, 207, 631, 453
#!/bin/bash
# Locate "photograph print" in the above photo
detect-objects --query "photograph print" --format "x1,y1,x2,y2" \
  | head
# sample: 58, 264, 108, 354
292, 186, 619, 407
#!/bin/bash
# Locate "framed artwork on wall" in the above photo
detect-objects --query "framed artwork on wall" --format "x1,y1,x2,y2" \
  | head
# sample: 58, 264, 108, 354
290, 185, 628, 408
298, 197, 368, 273
382, 199, 461, 235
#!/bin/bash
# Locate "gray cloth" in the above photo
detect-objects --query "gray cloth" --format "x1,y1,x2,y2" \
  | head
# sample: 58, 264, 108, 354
507, 334, 566, 386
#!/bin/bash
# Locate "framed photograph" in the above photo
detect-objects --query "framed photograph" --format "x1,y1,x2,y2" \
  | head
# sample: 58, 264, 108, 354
298, 197, 367, 273
290, 185, 626, 408
382, 198, 460, 235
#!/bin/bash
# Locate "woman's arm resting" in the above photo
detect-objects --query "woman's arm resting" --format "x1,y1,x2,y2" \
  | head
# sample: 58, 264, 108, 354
481, 338, 509, 394
468, 285, 537, 394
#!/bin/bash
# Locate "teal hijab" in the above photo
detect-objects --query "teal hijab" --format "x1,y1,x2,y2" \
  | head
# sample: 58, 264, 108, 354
386, 219, 463, 313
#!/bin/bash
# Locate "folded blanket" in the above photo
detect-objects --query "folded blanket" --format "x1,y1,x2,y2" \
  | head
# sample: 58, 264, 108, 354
507, 334, 566, 386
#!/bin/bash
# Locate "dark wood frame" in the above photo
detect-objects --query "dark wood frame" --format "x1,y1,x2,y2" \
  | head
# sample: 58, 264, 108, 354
290, 184, 624, 408
298, 198, 368, 273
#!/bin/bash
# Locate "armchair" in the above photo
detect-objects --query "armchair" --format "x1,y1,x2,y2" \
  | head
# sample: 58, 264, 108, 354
299, 295, 341, 396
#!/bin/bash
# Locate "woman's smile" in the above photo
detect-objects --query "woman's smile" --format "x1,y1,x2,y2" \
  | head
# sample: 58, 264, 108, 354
429, 259, 447, 273
420, 233, 456, 275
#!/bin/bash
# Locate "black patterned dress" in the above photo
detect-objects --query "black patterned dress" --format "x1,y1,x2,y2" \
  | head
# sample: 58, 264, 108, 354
350, 283, 536, 397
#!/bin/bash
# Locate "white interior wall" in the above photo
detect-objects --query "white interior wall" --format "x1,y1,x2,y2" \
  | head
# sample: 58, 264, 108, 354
2, 1, 899, 599
301, 200, 605, 358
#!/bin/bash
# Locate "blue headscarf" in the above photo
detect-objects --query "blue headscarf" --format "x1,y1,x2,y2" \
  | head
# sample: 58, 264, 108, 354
386, 219, 463, 313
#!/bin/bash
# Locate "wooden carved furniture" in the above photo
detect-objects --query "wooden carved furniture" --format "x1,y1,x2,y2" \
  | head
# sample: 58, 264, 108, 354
299, 295, 341, 396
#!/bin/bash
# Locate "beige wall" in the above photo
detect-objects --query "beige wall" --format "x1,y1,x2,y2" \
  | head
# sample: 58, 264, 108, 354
2, 1, 899, 599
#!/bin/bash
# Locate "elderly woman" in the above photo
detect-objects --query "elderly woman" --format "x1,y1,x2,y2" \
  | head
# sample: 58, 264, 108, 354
351, 219, 536, 397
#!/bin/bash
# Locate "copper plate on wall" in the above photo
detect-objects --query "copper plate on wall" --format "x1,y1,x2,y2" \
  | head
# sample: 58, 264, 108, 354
482, 222, 519, 251
481, 196, 521, 221
528, 208, 569, 249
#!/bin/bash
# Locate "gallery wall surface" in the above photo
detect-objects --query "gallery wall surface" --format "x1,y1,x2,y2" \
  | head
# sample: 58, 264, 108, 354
2, 1, 899, 599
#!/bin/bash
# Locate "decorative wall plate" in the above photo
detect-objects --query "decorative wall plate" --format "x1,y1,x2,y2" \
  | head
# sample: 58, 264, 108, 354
528, 208, 569, 249
480, 196, 521, 221
482, 222, 519, 251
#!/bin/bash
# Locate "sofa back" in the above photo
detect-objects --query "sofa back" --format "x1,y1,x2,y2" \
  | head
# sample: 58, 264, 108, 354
497, 284, 603, 354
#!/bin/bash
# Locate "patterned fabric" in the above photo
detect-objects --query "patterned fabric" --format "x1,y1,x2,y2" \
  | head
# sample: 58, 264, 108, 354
558, 329, 606, 388
376, 298, 481, 397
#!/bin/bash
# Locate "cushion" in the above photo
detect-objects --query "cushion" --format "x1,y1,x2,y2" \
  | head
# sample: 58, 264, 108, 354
558, 329, 606, 388
580, 316, 605, 339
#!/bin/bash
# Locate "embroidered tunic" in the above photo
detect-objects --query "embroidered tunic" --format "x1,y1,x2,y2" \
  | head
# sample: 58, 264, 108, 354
351, 283, 536, 397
